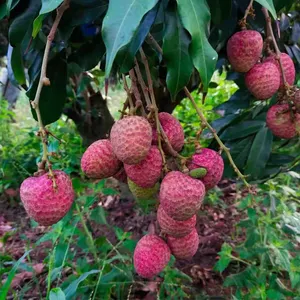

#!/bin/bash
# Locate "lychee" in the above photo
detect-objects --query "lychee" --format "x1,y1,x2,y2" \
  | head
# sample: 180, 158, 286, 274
81, 139, 122, 179
188, 148, 224, 190
264, 53, 295, 88
159, 171, 205, 221
124, 146, 162, 188
133, 234, 171, 278
266, 104, 300, 139
245, 62, 280, 100
153, 112, 184, 152
20, 170, 74, 226
128, 179, 159, 201
110, 116, 152, 165
157, 205, 196, 238
227, 30, 263, 72
167, 228, 199, 259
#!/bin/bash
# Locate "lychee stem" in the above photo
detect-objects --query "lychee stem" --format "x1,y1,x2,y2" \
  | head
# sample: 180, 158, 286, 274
122, 74, 135, 115
239, 0, 255, 29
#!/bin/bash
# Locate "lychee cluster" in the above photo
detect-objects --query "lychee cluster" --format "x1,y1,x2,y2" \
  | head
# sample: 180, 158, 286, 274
79, 112, 224, 279
227, 30, 300, 139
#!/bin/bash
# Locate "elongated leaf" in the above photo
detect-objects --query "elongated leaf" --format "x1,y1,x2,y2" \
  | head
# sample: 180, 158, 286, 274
11, 45, 26, 85
255, 0, 277, 19
0, 250, 31, 300
177, 0, 218, 91
163, 2, 193, 99
32, 15, 45, 38
245, 127, 273, 178
50, 288, 66, 300
64, 270, 99, 298
40, 0, 63, 15
102, 0, 159, 77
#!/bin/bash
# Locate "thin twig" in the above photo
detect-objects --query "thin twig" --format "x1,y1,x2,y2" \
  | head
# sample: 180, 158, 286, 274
239, 0, 255, 29
122, 74, 134, 114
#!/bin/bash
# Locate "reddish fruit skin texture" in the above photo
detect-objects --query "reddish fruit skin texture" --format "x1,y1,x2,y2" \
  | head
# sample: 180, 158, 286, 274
264, 53, 295, 88
133, 234, 171, 278
110, 116, 152, 165
20, 171, 74, 226
245, 62, 280, 100
81, 140, 121, 179
188, 148, 224, 190
159, 171, 205, 221
157, 205, 196, 238
167, 228, 199, 259
153, 113, 184, 152
294, 89, 300, 111
124, 146, 162, 188
266, 104, 300, 139
227, 30, 263, 72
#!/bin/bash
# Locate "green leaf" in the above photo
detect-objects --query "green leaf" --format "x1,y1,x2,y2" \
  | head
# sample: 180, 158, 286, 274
214, 243, 232, 272
0, 4, 7, 19
90, 206, 107, 225
32, 14, 45, 38
26, 54, 67, 125
255, 0, 277, 19
224, 266, 258, 288
102, 0, 159, 77
0, 250, 31, 300
207, 0, 232, 24
64, 270, 99, 298
49, 288, 66, 300
177, 0, 218, 91
245, 127, 273, 179
11, 45, 26, 85
162, 2, 193, 99
40, 0, 63, 15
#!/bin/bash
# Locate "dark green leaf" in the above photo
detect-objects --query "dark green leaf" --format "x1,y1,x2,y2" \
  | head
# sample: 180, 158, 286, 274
177, 0, 217, 91
26, 54, 67, 125
255, 0, 277, 19
207, 0, 232, 24
49, 288, 66, 300
102, 0, 159, 77
11, 45, 26, 85
209, 114, 240, 133
245, 127, 273, 178
214, 243, 232, 272
90, 207, 107, 225
224, 266, 258, 288
162, 2, 193, 99
32, 14, 44, 38
245, 228, 260, 247
40, 0, 63, 15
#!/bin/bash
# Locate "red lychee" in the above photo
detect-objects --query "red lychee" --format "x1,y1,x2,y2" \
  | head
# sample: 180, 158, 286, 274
133, 234, 171, 278
157, 205, 196, 238
245, 62, 280, 100
20, 170, 74, 226
167, 228, 199, 259
266, 104, 300, 139
188, 148, 224, 190
264, 53, 295, 88
110, 116, 152, 165
81, 139, 122, 179
227, 30, 263, 72
124, 146, 162, 188
153, 112, 184, 152
159, 171, 205, 221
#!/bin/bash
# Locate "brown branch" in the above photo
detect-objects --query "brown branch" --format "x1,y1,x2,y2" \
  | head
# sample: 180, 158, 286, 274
239, 0, 255, 29
122, 74, 134, 114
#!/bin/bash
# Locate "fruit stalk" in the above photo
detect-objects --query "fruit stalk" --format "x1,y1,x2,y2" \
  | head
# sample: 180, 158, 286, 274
262, 7, 288, 88
240, 0, 255, 28
122, 74, 135, 115
30, 0, 70, 180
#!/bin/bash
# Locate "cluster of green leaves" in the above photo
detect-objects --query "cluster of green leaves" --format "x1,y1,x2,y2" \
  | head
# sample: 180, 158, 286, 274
215, 173, 300, 299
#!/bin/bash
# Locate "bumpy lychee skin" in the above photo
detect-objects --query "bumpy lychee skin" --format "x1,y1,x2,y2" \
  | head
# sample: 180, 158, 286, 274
264, 53, 295, 88
188, 148, 224, 190
266, 104, 300, 139
110, 116, 152, 165
167, 228, 199, 260
153, 113, 184, 152
20, 171, 74, 226
245, 62, 280, 100
133, 234, 171, 278
125, 146, 162, 188
159, 171, 205, 221
128, 178, 159, 201
157, 205, 196, 238
227, 30, 263, 72
81, 139, 122, 179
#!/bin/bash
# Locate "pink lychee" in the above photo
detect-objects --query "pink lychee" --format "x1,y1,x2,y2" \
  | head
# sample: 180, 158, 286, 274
110, 116, 152, 165
20, 170, 74, 226
245, 62, 280, 100
159, 171, 205, 221
81, 139, 122, 179
167, 228, 199, 259
227, 30, 263, 72
133, 234, 171, 278
157, 205, 196, 238
188, 148, 224, 190
124, 146, 162, 188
